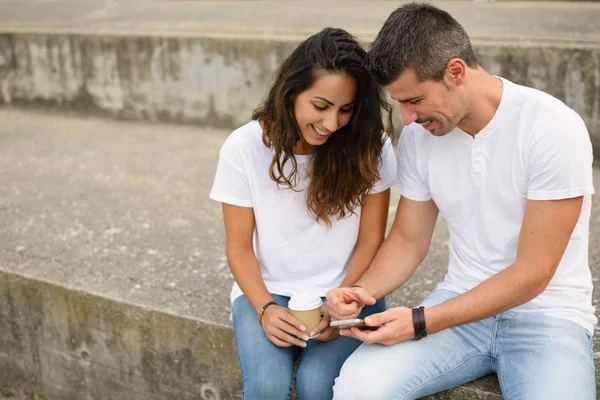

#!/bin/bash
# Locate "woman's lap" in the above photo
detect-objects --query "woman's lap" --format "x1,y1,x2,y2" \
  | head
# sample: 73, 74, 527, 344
232, 293, 385, 400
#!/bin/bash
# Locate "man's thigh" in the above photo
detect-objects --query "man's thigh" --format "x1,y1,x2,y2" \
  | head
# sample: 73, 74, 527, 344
296, 298, 386, 400
333, 290, 495, 400
495, 312, 596, 400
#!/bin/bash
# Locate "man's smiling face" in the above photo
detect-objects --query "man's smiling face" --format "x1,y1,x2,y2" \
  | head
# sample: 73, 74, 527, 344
386, 68, 467, 137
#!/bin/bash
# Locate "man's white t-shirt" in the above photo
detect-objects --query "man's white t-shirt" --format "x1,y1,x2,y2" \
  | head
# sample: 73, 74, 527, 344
396, 78, 597, 333
211, 120, 396, 304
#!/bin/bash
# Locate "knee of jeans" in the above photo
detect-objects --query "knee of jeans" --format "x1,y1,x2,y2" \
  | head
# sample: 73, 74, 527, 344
295, 380, 333, 400
333, 359, 396, 400
243, 375, 291, 399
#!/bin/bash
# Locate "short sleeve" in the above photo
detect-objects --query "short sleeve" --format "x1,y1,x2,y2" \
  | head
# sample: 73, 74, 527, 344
209, 133, 253, 207
371, 134, 397, 194
526, 114, 595, 200
394, 126, 432, 201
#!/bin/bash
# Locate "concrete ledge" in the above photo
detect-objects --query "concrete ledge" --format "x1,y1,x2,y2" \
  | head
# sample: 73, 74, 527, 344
0, 270, 241, 400
0, 267, 506, 400
0, 109, 598, 399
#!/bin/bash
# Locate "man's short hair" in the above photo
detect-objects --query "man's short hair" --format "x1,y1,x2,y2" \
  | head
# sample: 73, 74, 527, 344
366, 2, 479, 85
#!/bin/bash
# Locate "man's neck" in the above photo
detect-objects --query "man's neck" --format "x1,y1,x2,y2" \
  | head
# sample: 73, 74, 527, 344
458, 70, 504, 137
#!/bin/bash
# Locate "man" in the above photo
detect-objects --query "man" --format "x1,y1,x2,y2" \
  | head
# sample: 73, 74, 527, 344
326, 3, 596, 399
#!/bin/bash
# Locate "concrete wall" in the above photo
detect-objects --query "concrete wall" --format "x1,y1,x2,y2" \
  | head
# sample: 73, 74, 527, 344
0, 33, 599, 154
476, 43, 600, 149
0, 271, 242, 400
0, 34, 296, 129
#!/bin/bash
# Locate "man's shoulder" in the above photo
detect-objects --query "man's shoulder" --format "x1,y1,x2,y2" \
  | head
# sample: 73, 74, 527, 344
503, 81, 593, 171
504, 81, 589, 148
507, 80, 582, 125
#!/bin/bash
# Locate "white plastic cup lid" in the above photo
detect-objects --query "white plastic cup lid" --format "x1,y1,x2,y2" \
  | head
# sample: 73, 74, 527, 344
288, 294, 322, 311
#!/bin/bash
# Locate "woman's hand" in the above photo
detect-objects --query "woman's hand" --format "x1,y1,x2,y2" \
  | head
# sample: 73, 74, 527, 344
311, 303, 340, 342
260, 305, 310, 347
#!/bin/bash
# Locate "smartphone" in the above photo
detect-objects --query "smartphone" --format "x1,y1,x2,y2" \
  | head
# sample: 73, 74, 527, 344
329, 319, 379, 331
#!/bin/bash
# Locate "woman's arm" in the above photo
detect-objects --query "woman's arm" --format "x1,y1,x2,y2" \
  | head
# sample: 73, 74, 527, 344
222, 203, 271, 312
340, 189, 391, 287
222, 203, 308, 347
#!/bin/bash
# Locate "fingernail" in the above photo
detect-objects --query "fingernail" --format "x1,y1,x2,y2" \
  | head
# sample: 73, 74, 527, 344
302, 334, 309, 340
300, 342, 307, 348
300, 325, 306, 331
309, 330, 315, 336
339, 330, 345, 336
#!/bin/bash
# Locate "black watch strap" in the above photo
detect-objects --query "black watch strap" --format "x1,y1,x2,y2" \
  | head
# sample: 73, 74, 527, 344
412, 306, 427, 340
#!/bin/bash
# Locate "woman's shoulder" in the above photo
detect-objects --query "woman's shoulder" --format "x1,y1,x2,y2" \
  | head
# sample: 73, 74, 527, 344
221, 120, 266, 154
225, 120, 263, 144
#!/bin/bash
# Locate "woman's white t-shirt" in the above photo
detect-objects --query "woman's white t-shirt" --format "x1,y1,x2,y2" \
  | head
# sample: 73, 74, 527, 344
210, 120, 397, 304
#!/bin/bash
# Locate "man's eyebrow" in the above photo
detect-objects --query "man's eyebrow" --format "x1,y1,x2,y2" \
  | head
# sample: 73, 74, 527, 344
395, 95, 421, 103
313, 96, 356, 107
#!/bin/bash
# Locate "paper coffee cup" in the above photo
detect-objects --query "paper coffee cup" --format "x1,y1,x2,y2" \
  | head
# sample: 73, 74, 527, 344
288, 294, 323, 338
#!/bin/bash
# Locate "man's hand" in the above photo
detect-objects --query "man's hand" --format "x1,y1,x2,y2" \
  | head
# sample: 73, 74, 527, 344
260, 305, 309, 347
310, 303, 340, 342
339, 307, 415, 346
326, 286, 376, 320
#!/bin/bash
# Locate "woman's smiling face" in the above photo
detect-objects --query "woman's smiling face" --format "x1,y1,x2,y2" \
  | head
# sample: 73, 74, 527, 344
293, 71, 357, 155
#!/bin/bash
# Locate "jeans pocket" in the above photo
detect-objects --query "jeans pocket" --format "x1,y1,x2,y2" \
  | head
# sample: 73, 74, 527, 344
584, 329, 594, 356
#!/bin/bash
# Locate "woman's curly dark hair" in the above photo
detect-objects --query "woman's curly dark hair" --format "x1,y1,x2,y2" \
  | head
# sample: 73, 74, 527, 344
252, 27, 394, 225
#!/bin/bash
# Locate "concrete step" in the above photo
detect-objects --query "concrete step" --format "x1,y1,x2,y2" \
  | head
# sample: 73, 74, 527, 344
1, 109, 599, 399
0, 0, 599, 155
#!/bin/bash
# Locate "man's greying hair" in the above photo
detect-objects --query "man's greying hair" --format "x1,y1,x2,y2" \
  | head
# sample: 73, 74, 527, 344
366, 2, 478, 85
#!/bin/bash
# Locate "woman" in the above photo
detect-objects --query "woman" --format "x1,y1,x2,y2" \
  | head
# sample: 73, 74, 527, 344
210, 27, 396, 399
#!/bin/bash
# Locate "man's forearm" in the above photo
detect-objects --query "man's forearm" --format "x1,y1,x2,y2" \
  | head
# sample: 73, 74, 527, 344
426, 261, 552, 334
340, 241, 382, 287
356, 233, 428, 300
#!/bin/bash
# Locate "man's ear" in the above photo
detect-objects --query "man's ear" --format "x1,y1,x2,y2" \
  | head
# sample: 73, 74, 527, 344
445, 58, 467, 86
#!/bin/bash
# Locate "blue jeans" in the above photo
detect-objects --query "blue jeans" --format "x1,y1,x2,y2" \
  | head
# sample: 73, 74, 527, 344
333, 289, 596, 400
232, 294, 385, 400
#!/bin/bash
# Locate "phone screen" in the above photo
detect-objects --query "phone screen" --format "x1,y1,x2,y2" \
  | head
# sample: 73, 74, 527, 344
330, 319, 379, 330
330, 319, 363, 328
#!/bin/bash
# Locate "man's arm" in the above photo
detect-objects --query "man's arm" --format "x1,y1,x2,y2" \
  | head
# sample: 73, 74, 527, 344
345, 196, 584, 345
357, 195, 439, 298
327, 196, 438, 320
425, 196, 583, 334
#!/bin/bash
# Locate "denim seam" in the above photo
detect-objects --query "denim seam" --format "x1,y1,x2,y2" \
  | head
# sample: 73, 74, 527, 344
395, 352, 489, 400
498, 312, 517, 330
491, 319, 499, 357
495, 354, 508, 398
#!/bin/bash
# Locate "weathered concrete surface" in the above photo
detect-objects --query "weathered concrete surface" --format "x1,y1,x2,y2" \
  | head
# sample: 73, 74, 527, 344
0, 1, 599, 154
1, 0, 599, 43
0, 273, 240, 400
0, 108, 599, 399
